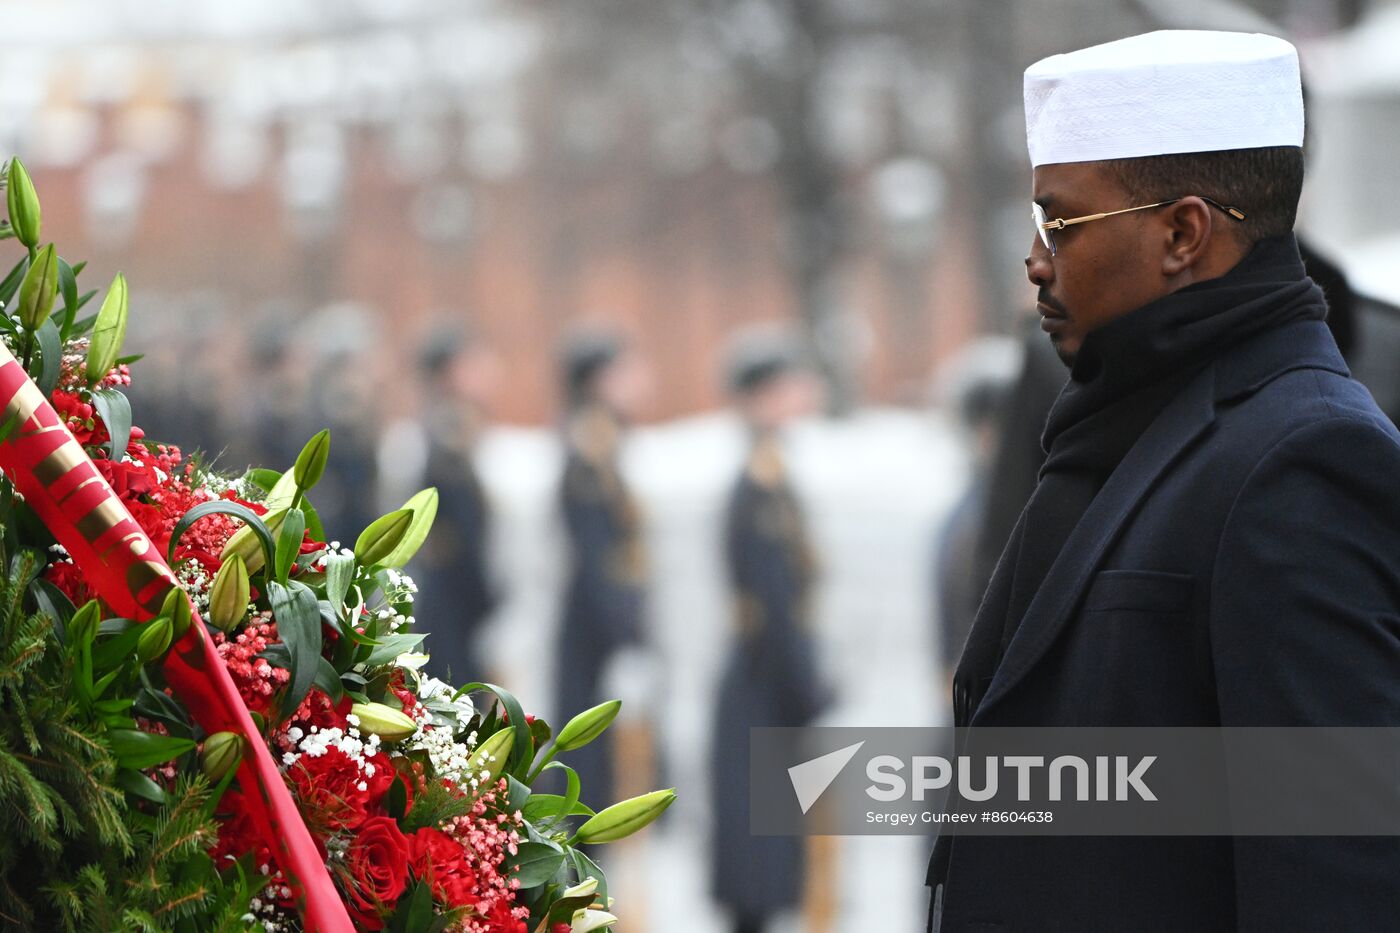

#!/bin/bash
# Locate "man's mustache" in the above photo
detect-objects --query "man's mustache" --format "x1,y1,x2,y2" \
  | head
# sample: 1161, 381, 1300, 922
1038, 290, 1070, 317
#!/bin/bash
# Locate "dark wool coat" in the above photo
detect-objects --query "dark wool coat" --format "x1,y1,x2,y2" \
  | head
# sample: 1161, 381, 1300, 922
929, 313, 1400, 932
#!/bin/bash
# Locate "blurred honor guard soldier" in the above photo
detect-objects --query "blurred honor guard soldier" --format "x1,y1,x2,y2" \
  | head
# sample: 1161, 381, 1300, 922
711, 333, 833, 933
554, 329, 650, 808
927, 31, 1400, 932
412, 326, 499, 685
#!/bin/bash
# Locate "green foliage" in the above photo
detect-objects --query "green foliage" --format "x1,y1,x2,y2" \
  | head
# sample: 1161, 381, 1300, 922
44, 774, 266, 933
0, 548, 131, 928
0, 524, 261, 931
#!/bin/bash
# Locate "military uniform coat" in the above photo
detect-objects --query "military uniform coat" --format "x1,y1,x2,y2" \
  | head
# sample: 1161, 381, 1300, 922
711, 444, 829, 919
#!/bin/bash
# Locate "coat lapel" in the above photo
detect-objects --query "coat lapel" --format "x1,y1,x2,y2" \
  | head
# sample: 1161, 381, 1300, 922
972, 363, 1219, 722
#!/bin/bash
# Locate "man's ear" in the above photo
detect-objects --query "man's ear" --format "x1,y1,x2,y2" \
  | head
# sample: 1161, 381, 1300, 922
1160, 197, 1214, 277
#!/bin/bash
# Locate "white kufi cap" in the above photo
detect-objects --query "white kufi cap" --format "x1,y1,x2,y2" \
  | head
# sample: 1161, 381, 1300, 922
1024, 30, 1303, 168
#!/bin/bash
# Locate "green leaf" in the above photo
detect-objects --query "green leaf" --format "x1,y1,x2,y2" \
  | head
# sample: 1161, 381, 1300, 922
324, 552, 355, 612
244, 467, 283, 493
452, 682, 534, 778
380, 487, 439, 569
264, 468, 299, 511
544, 878, 605, 927
170, 500, 276, 575
0, 407, 23, 445
385, 772, 408, 821
522, 793, 595, 824
33, 317, 61, 398
361, 632, 425, 668
268, 579, 322, 718
29, 576, 76, 629
107, 728, 196, 770
57, 256, 78, 340
133, 681, 192, 737
386, 881, 433, 933
0, 254, 28, 309
505, 773, 531, 812
91, 619, 145, 671
569, 848, 608, 907
91, 387, 132, 460
532, 762, 591, 831
116, 768, 167, 805
504, 841, 566, 889
302, 496, 326, 544
273, 507, 306, 585
313, 654, 343, 704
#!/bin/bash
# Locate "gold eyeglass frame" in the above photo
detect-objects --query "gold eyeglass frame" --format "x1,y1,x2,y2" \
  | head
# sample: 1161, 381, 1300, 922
1033, 196, 1246, 255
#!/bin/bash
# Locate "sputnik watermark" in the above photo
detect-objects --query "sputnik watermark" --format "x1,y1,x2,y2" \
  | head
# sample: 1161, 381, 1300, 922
864, 754, 1156, 802
751, 727, 1400, 836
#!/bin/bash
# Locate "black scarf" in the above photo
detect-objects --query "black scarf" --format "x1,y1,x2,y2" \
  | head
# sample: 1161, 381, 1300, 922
970, 234, 1329, 694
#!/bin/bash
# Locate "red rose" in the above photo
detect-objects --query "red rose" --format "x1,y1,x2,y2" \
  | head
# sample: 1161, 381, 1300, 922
344, 816, 410, 927
93, 457, 156, 499
408, 828, 479, 908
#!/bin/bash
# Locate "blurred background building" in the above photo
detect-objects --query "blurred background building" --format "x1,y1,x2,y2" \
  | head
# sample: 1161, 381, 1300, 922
4, 0, 1396, 929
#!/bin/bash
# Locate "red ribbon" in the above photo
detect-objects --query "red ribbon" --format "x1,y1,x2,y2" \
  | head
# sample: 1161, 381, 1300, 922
0, 352, 353, 932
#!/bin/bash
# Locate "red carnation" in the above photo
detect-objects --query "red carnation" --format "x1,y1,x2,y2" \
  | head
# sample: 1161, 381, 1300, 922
287, 746, 385, 831
344, 816, 410, 928
480, 895, 528, 933
408, 827, 479, 908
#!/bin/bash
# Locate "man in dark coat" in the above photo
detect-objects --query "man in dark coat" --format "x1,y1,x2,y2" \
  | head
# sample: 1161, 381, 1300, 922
710, 334, 832, 933
928, 30, 1400, 932
962, 239, 1399, 670
553, 330, 649, 809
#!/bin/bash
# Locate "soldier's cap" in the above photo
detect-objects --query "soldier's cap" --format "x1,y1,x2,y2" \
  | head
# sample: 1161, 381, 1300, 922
559, 328, 625, 401
723, 329, 805, 396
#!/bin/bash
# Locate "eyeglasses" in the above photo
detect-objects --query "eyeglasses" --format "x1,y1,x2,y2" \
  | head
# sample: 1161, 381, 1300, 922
1032, 196, 1246, 256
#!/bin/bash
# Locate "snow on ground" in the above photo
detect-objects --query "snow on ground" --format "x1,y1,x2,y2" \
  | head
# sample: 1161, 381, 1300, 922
475, 408, 968, 931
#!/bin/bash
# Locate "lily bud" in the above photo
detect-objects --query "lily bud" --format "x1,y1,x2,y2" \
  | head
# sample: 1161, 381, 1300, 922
160, 587, 193, 640
86, 273, 129, 384
470, 726, 515, 786
208, 555, 251, 632
380, 487, 438, 569
200, 731, 244, 782
136, 616, 174, 664
16, 243, 57, 331
553, 700, 621, 753
354, 508, 414, 568
6, 157, 40, 248
292, 429, 331, 492
349, 701, 417, 742
573, 788, 676, 845
221, 507, 286, 575
67, 599, 102, 650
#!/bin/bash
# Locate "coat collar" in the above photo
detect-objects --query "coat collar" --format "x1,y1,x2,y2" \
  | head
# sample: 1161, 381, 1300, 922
970, 319, 1345, 723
